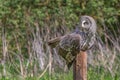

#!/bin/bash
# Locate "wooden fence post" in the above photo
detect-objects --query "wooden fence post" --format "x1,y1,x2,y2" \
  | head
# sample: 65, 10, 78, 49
73, 51, 87, 80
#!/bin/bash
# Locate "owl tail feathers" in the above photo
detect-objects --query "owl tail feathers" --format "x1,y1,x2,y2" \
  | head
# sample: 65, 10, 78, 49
48, 37, 61, 48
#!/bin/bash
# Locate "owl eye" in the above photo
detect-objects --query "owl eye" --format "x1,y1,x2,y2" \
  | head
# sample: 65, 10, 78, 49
83, 21, 89, 25
82, 20, 89, 28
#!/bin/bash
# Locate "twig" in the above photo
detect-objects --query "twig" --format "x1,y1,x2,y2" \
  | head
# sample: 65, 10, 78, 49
38, 62, 50, 79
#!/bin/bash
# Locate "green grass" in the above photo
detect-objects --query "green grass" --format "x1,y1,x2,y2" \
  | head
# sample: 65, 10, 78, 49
0, 69, 120, 80
0, 71, 72, 80
0, 63, 120, 80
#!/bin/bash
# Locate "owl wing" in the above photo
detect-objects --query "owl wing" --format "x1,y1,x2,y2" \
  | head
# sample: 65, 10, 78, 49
59, 33, 81, 55
48, 33, 81, 69
48, 37, 61, 48
56, 33, 81, 69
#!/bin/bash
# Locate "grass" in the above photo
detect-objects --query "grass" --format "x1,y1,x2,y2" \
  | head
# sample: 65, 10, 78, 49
0, 58, 120, 80
0, 67, 120, 80
0, 71, 73, 80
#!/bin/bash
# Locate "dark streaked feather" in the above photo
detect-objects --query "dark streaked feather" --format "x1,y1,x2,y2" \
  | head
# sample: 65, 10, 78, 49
48, 37, 61, 48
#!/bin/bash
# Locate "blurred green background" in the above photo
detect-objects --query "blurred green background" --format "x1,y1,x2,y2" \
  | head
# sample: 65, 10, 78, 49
0, 0, 120, 80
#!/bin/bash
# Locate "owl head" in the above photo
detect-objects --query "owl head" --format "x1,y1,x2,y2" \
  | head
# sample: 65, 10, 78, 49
79, 16, 97, 34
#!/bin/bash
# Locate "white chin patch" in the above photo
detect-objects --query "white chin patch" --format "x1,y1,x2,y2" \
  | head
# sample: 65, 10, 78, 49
82, 20, 86, 28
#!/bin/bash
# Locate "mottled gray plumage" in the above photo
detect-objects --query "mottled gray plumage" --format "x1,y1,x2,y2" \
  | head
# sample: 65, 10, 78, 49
77, 15, 97, 51
48, 16, 97, 69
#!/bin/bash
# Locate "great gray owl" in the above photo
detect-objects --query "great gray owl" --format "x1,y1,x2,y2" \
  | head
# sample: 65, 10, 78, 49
48, 15, 97, 69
